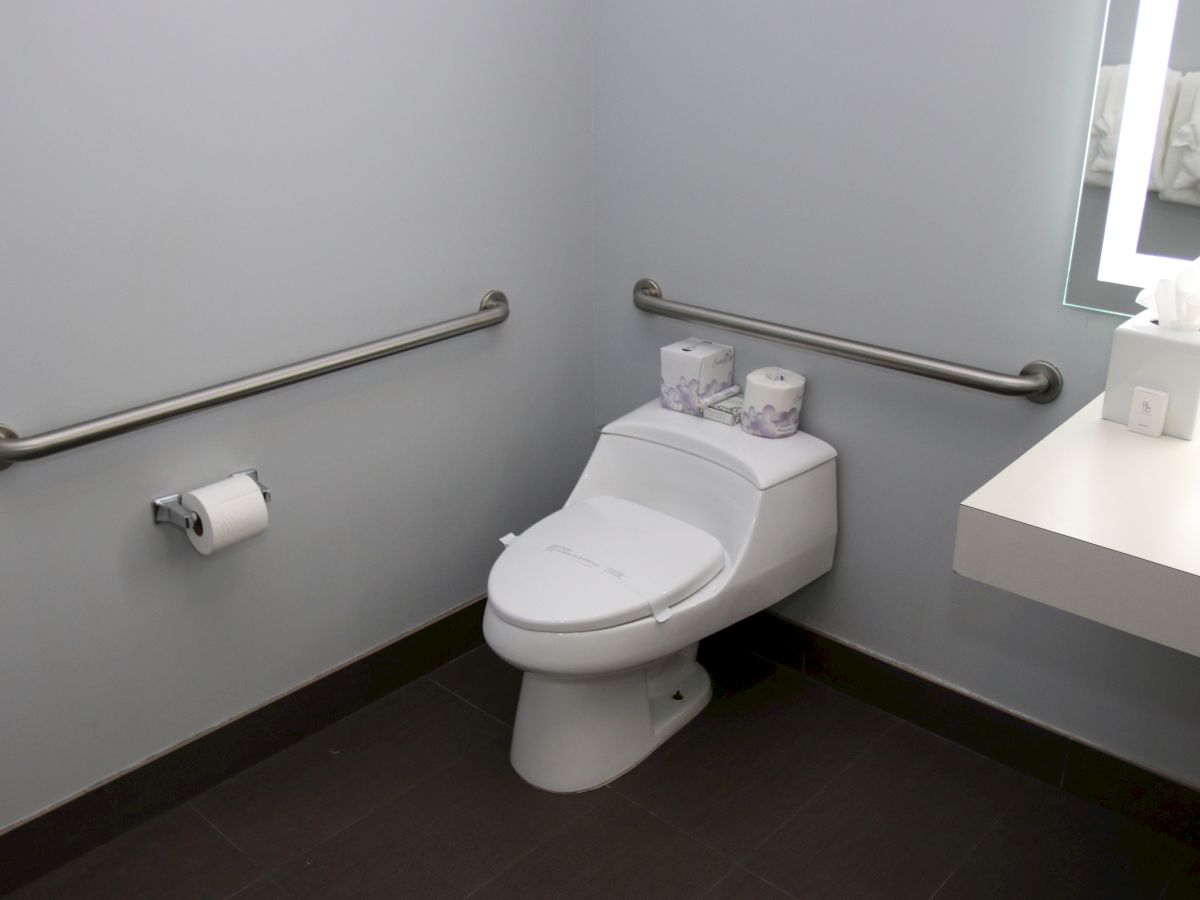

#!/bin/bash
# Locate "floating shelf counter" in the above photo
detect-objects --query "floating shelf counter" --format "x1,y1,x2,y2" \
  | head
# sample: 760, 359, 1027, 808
954, 395, 1200, 658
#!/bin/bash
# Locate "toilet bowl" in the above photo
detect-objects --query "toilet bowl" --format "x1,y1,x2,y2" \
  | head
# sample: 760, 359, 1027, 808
484, 399, 837, 792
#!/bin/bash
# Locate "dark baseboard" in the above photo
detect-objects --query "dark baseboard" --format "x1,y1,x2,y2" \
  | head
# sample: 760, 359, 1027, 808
0, 597, 487, 896
726, 610, 1200, 852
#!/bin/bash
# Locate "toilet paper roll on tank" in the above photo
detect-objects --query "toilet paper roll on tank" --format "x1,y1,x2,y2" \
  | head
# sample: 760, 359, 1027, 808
183, 473, 269, 555
741, 367, 806, 439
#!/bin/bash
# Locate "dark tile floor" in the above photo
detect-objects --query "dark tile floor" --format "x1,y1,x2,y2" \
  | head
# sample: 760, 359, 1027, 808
10, 640, 1200, 900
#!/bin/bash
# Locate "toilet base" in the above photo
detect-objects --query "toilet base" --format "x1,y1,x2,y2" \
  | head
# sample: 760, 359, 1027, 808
509, 643, 711, 793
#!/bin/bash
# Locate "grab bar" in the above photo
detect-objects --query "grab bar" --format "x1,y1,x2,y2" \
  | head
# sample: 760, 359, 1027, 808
633, 279, 1062, 403
0, 290, 509, 469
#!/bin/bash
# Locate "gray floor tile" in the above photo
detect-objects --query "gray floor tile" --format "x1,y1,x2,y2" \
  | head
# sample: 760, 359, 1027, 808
1163, 854, 1200, 899
699, 867, 795, 899
10, 805, 259, 900
227, 878, 293, 900
744, 722, 1031, 900
272, 737, 604, 900
431, 644, 523, 726
468, 794, 732, 900
194, 677, 505, 867
612, 657, 895, 860
935, 783, 1192, 900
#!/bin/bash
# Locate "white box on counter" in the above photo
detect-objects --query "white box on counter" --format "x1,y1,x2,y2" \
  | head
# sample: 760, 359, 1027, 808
1102, 309, 1200, 440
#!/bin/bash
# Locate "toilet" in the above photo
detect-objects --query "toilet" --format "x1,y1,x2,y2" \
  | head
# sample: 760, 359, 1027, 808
483, 399, 837, 792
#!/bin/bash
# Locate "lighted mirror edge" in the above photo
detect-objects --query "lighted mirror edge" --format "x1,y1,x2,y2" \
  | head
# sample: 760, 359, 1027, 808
1099, 0, 1188, 289
1062, 0, 1128, 316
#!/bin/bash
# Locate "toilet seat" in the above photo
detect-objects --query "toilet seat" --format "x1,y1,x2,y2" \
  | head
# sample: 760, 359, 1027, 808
488, 495, 726, 633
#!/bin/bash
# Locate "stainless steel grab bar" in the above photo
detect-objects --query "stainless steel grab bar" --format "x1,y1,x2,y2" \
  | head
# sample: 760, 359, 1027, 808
0, 291, 509, 470
633, 279, 1062, 403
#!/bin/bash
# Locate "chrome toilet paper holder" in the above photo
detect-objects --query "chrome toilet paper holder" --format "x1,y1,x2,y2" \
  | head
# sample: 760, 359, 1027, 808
152, 469, 271, 535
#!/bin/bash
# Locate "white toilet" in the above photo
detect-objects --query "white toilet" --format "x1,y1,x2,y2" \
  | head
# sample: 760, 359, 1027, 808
484, 399, 837, 792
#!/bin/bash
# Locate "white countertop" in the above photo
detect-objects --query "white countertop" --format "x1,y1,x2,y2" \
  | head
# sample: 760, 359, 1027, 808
953, 395, 1200, 657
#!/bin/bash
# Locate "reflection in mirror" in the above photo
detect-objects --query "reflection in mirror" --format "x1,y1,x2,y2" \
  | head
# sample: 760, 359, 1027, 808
1066, 0, 1200, 315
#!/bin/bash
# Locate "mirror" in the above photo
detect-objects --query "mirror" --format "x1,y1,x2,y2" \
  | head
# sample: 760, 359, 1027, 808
1065, 0, 1200, 315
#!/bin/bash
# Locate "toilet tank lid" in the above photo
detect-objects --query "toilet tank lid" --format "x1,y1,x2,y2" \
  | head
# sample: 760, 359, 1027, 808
602, 400, 836, 489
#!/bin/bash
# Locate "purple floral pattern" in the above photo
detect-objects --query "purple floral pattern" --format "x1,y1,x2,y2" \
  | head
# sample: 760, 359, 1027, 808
660, 376, 731, 415
740, 401, 801, 438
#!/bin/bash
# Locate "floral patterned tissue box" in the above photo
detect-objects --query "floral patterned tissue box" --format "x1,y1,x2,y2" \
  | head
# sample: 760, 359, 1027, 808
659, 338, 734, 415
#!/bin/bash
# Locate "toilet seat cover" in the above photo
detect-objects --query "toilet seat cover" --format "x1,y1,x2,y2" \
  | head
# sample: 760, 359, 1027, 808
488, 496, 726, 633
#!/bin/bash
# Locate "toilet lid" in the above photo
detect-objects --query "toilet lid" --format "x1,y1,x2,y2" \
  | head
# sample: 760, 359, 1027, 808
487, 496, 726, 633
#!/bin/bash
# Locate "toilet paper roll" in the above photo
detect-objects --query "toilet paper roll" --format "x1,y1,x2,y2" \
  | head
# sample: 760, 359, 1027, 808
183, 474, 269, 555
740, 367, 806, 439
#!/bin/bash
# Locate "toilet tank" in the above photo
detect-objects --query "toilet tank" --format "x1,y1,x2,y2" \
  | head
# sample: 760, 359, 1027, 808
568, 402, 837, 581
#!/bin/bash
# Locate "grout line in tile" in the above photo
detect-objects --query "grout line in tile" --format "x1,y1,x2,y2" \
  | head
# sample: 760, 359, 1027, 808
926, 761, 1050, 900
741, 718, 904, 864
611, 779, 770, 881
688, 860, 741, 899
614, 788, 737, 864
264, 871, 300, 898
925, 810, 1007, 900
189, 801, 247, 855
455, 794, 609, 900
428, 677, 514, 730
740, 865, 803, 900
259, 737, 499, 876
698, 864, 803, 900
215, 874, 277, 900
747, 648, 792, 670
1154, 857, 1191, 900
185, 802, 267, 891
214, 875, 264, 900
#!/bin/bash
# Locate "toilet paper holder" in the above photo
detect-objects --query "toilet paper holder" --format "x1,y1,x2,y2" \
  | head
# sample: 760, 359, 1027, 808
152, 469, 271, 534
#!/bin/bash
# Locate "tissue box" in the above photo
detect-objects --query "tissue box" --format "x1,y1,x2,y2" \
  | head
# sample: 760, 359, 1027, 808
1102, 309, 1200, 439
660, 338, 734, 415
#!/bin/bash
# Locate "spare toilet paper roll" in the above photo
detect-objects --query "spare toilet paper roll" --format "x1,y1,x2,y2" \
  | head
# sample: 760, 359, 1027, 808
741, 367, 806, 439
182, 474, 269, 555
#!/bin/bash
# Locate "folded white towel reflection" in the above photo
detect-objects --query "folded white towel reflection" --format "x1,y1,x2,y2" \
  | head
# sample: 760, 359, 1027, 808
1152, 69, 1183, 190
1085, 64, 1129, 187
1160, 72, 1200, 205
1085, 65, 1181, 189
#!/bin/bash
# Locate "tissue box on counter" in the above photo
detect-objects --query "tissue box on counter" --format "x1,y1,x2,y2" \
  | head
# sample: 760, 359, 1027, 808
660, 338, 734, 415
1102, 309, 1200, 439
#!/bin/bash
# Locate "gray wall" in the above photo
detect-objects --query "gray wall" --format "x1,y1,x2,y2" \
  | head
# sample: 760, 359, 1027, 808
0, 1, 593, 831
593, 0, 1200, 788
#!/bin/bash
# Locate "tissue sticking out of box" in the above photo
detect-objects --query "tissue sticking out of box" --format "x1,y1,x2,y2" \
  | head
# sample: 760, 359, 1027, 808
1137, 256, 1200, 331
660, 338, 734, 415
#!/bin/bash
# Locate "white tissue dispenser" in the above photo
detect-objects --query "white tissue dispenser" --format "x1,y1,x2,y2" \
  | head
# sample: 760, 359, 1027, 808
660, 338, 734, 415
1102, 309, 1200, 439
